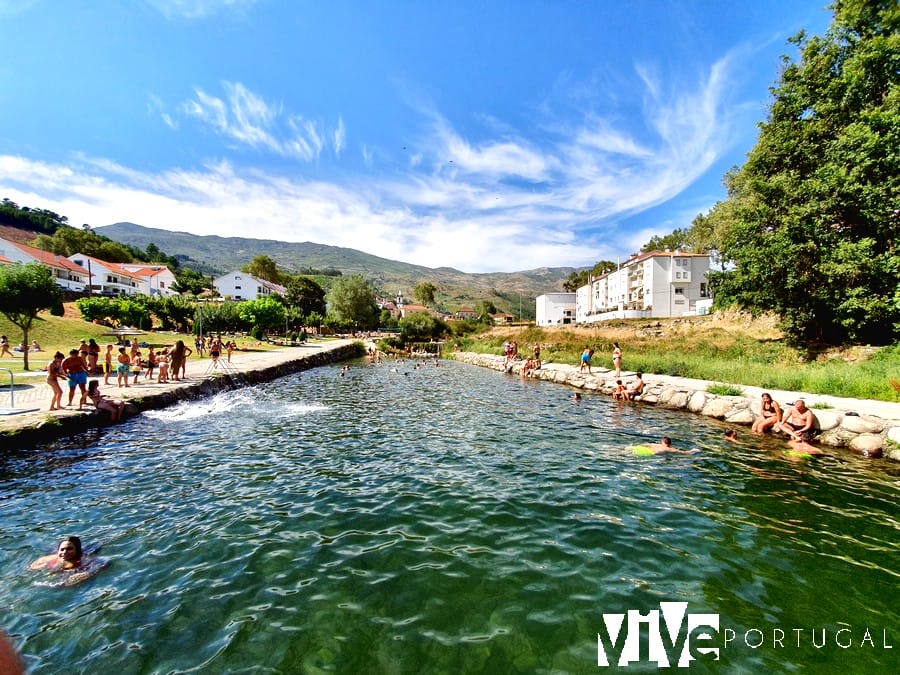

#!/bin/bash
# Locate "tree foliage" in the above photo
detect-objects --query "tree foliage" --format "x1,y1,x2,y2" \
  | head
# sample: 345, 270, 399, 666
706, 0, 900, 348
399, 312, 449, 342
413, 281, 438, 307
326, 275, 379, 329
0, 262, 63, 369
0, 198, 68, 234
239, 298, 286, 335
562, 261, 617, 292
243, 255, 285, 284
284, 276, 326, 317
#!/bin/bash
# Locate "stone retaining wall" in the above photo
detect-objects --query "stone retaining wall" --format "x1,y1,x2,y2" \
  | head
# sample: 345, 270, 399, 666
0, 343, 365, 450
452, 352, 900, 461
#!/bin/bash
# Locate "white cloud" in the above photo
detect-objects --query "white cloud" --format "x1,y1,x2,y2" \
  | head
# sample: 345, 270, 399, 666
0, 48, 743, 274
180, 82, 338, 162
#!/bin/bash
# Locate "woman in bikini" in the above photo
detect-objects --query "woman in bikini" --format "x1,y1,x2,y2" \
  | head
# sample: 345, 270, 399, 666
45, 351, 66, 410
752, 392, 782, 434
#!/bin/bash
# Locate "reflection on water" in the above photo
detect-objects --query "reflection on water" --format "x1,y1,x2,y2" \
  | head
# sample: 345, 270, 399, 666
1, 359, 897, 673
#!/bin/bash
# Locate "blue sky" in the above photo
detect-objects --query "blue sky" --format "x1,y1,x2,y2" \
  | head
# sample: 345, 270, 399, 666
0, 0, 832, 273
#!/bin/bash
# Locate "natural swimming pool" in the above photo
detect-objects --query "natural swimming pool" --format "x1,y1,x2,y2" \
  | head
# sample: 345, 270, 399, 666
1, 358, 897, 673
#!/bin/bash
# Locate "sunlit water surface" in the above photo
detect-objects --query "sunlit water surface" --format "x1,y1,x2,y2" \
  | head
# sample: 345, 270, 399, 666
1, 359, 898, 674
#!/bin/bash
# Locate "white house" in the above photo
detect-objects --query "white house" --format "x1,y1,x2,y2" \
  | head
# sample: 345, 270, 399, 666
120, 264, 178, 297
535, 293, 576, 326
214, 272, 286, 300
68, 253, 147, 296
576, 251, 711, 322
0, 237, 89, 290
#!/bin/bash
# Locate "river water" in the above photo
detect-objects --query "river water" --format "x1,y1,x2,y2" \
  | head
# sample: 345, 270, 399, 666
1, 358, 897, 673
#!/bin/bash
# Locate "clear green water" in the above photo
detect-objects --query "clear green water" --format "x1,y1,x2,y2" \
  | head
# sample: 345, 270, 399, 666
1, 359, 897, 674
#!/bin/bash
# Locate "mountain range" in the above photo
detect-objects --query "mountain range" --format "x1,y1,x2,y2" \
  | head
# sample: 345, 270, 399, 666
95, 222, 576, 315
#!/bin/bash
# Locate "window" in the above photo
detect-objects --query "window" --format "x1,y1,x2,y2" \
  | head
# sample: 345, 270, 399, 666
234, 285, 242, 290
700, 283, 708, 298
235, 275, 242, 280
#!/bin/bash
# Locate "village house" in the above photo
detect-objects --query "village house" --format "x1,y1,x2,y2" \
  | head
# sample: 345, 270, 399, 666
213, 272, 286, 300
0, 237, 89, 291
535, 293, 576, 326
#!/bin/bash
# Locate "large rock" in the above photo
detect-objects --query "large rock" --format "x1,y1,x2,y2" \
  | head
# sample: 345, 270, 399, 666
841, 415, 883, 434
688, 392, 707, 412
848, 434, 883, 457
887, 427, 900, 444
667, 392, 689, 409
701, 397, 734, 419
818, 428, 855, 447
726, 408, 755, 425
812, 410, 843, 432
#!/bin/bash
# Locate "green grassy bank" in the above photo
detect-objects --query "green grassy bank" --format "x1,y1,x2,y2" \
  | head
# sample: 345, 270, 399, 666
454, 322, 900, 403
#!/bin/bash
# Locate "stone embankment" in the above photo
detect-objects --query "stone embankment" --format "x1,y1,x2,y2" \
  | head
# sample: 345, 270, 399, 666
0, 341, 365, 450
451, 352, 900, 461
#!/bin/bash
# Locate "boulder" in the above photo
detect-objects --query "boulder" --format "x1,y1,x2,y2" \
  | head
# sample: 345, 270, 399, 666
812, 410, 843, 432
887, 427, 900, 444
840, 415, 883, 434
666, 392, 689, 409
818, 428, 855, 447
848, 434, 883, 458
726, 408, 755, 425
688, 392, 707, 412
701, 398, 734, 419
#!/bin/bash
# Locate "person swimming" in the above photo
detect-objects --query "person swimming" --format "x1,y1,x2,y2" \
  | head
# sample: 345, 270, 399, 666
28, 536, 108, 586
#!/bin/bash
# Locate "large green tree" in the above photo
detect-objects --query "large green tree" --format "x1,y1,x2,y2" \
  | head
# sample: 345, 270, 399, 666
243, 255, 284, 284
413, 281, 437, 307
709, 0, 900, 348
284, 276, 326, 317
0, 262, 63, 370
326, 275, 379, 329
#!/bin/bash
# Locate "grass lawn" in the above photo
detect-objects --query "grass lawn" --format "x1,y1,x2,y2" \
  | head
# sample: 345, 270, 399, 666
452, 313, 900, 402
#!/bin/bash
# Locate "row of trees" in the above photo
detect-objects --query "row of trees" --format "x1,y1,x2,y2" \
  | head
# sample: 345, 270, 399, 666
581, 1, 899, 350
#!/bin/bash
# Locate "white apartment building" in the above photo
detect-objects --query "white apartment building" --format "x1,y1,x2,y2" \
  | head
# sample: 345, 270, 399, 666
120, 264, 178, 297
535, 293, 576, 326
214, 272, 286, 300
68, 253, 147, 296
576, 251, 711, 322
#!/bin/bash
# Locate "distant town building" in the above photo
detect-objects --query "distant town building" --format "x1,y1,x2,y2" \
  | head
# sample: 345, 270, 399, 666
491, 312, 515, 325
120, 263, 177, 297
575, 250, 711, 322
214, 272, 286, 300
454, 306, 477, 320
0, 237, 89, 290
535, 293, 576, 326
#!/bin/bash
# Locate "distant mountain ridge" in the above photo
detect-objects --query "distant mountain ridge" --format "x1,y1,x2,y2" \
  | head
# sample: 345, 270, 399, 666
95, 222, 576, 314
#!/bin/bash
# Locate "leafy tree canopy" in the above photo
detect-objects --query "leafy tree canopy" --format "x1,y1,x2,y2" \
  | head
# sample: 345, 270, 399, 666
0, 198, 68, 234
413, 281, 437, 307
0, 262, 63, 369
326, 275, 379, 329
283, 276, 326, 317
562, 261, 617, 292
704, 0, 900, 348
243, 255, 286, 285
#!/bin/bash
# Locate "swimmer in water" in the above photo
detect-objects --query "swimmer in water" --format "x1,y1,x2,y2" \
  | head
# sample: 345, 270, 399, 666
29, 536, 108, 586
634, 437, 698, 455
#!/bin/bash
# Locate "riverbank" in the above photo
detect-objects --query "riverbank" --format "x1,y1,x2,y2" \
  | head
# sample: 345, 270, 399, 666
0, 340, 365, 450
450, 351, 900, 461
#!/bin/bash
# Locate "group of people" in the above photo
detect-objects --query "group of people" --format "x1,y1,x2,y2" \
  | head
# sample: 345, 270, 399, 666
579, 342, 622, 377
612, 372, 644, 401
42, 338, 197, 419
0, 335, 41, 356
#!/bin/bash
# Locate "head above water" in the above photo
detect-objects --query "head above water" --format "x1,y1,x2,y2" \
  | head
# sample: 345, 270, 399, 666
661, 437, 672, 447
58, 536, 82, 562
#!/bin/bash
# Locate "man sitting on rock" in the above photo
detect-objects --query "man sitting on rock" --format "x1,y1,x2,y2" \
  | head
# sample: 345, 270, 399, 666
777, 399, 815, 442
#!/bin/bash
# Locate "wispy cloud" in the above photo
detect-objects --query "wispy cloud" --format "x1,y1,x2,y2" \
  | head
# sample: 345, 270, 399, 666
179, 82, 340, 162
0, 49, 742, 273
144, 0, 261, 20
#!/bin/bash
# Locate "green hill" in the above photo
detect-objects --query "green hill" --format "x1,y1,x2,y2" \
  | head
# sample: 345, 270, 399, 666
95, 222, 575, 316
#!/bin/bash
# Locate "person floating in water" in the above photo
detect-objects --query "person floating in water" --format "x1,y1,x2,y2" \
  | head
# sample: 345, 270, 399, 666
632, 437, 698, 455
724, 428, 739, 442
28, 536, 108, 586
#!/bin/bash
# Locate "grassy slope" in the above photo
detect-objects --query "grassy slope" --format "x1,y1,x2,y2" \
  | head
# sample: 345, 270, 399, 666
454, 312, 900, 402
